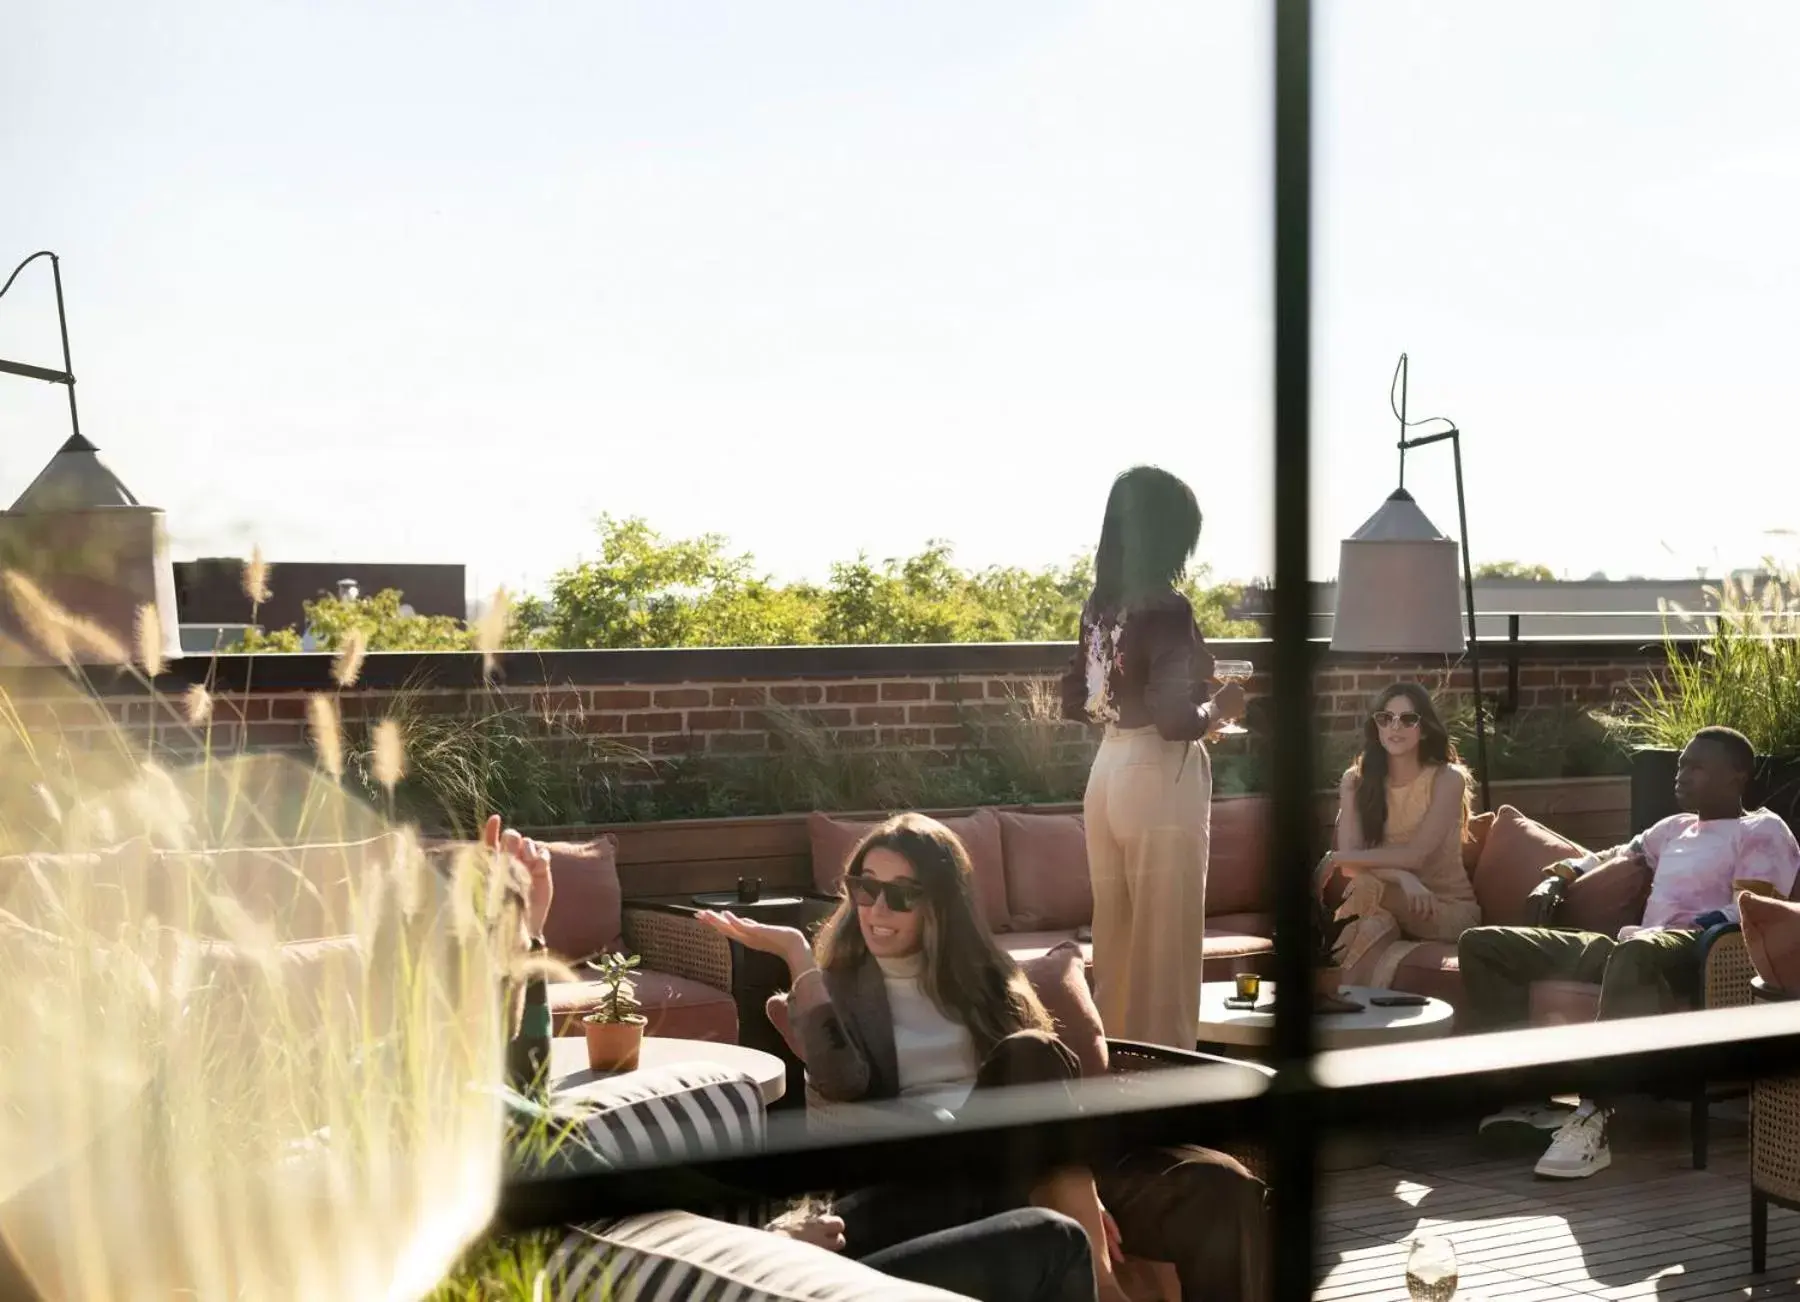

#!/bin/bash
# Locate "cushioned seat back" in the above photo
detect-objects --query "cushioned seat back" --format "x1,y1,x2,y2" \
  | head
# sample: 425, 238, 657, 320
1207, 797, 1270, 918
0, 837, 398, 943
808, 811, 1010, 933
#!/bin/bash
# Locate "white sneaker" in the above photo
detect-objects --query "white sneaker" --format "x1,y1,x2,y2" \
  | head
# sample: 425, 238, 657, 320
1534, 1102, 1612, 1179
1477, 1102, 1571, 1153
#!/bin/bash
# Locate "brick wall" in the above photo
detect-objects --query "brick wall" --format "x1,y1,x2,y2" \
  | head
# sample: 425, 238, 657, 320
18, 638, 1677, 761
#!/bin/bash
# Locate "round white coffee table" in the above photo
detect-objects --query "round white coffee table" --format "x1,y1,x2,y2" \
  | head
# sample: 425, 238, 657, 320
1196, 982, 1453, 1171
1197, 981, 1454, 1051
550, 1035, 788, 1105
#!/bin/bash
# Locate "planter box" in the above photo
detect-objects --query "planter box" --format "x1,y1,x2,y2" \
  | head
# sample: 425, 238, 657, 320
1630, 748, 1800, 838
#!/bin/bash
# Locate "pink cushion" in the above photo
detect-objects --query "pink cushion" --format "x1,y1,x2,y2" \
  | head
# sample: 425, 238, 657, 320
995, 930, 1089, 967
1561, 857, 1653, 937
1740, 891, 1800, 991
1391, 942, 1462, 1006
1197, 928, 1276, 981
1207, 797, 1270, 917
187, 933, 369, 1057
541, 837, 622, 962
1471, 806, 1586, 927
808, 809, 1011, 933
1017, 940, 1107, 1077
551, 965, 738, 1042
1211, 910, 1275, 938
995, 926, 1273, 983
997, 811, 1092, 932
1463, 810, 1495, 874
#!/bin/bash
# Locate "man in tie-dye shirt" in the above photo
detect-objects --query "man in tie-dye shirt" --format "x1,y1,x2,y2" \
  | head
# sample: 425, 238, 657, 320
1458, 726, 1800, 1180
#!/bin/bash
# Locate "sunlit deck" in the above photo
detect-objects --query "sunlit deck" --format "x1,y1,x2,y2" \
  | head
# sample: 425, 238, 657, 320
1317, 1101, 1800, 1300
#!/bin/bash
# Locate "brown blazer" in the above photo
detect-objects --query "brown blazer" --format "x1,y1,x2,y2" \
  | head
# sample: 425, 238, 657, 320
790, 957, 903, 1103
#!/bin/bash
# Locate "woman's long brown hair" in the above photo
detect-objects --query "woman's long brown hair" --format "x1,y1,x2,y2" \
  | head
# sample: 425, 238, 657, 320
816, 813, 1050, 1056
1349, 681, 1468, 846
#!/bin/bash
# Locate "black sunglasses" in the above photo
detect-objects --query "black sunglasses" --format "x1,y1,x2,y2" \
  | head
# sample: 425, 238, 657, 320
1372, 710, 1422, 729
844, 873, 926, 912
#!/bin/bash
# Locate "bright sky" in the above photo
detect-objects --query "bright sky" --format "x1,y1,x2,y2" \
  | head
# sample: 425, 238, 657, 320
4, 1, 1797, 601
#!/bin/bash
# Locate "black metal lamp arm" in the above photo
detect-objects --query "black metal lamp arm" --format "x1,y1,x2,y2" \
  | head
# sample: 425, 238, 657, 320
1396, 423, 1491, 812
0, 250, 82, 441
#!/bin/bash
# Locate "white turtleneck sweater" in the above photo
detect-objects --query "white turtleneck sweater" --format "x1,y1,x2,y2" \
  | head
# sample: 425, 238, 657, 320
875, 951, 979, 1112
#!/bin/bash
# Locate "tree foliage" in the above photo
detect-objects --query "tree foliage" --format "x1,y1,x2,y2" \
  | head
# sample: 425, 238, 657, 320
233, 589, 470, 653
1474, 561, 1556, 581
242, 515, 1258, 652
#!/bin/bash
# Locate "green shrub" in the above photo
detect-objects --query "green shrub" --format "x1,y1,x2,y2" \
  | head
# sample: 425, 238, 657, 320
1606, 570, 1800, 756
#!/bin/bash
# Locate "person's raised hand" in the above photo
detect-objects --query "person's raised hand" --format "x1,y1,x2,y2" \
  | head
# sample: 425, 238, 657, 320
485, 813, 554, 938
695, 910, 811, 968
769, 1211, 846, 1253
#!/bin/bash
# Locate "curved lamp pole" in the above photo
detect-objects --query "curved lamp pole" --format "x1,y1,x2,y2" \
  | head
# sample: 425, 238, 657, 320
0, 250, 83, 443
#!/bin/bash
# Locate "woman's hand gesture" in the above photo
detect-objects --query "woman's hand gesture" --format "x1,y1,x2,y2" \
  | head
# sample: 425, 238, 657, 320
696, 910, 812, 970
769, 1209, 846, 1253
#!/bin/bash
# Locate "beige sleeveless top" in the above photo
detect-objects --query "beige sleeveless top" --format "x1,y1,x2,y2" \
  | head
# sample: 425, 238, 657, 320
1384, 766, 1476, 904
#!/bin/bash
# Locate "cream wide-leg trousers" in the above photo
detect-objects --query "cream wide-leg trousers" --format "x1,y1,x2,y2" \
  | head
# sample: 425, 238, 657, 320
1082, 725, 1212, 1051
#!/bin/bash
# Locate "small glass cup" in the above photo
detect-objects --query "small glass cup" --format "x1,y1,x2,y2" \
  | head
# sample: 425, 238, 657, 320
1212, 660, 1254, 737
1234, 972, 1261, 1001
1406, 1235, 1458, 1300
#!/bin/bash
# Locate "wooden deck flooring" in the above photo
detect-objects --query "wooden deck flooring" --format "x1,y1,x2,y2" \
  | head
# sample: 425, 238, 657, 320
1316, 1102, 1800, 1300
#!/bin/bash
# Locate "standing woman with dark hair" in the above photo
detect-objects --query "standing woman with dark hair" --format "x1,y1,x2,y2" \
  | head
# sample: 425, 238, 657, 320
1061, 466, 1245, 1051
1317, 682, 1480, 987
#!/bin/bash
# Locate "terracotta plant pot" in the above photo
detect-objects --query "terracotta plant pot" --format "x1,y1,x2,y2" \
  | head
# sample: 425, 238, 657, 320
583, 1014, 648, 1072
1313, 966, 1345, 1000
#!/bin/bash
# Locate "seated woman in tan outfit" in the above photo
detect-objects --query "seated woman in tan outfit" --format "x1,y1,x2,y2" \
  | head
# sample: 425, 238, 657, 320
1316, 683, 1481, 988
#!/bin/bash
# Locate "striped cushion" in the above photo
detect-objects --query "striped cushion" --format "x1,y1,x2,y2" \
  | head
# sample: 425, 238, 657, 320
547, 1211, 972, 1301
569, 1063, 766, 1166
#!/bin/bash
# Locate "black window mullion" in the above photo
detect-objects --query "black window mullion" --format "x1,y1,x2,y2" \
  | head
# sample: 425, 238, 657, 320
1269, 0, 1318, 1297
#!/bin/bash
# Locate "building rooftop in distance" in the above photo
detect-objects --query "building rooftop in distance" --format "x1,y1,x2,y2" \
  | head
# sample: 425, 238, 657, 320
1231, 575, 1773, 641
174, 559, 467, 634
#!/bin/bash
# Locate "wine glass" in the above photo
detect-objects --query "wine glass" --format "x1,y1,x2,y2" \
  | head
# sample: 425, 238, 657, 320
1406, 1235, 1458, 1301
1211, 659, 1254, 737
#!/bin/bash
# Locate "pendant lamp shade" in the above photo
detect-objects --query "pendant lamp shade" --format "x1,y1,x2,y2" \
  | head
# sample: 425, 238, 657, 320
1330, 488, 1466, 653
0, 434, 181, 667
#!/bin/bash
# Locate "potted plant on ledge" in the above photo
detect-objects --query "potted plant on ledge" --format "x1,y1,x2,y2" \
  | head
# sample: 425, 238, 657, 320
1312, 894, 1356, 1008
1609, 571, 1800, 838
582, 952, 646, 1072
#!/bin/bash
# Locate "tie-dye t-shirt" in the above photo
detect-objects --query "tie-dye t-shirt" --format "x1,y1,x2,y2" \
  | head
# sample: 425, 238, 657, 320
1630, 808, 1800, 931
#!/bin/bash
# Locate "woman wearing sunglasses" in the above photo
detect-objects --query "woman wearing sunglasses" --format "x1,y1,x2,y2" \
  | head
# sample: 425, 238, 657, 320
699, 814, 1129, 1300
699, 814, 1269, 1302
1317, 682, 1481, 987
